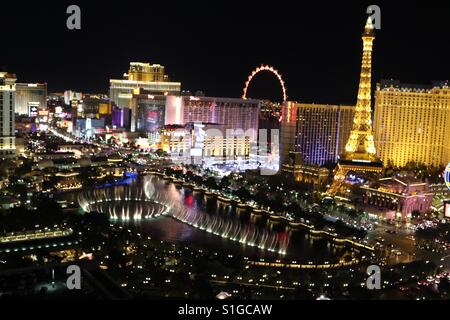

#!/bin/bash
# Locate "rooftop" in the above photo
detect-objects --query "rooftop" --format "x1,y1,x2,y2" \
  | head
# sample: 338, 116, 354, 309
0, 72, 16, 79
378, 79, 450, 92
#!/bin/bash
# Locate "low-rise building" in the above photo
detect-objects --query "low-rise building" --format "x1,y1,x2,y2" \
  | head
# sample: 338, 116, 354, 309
361, 176, 433, 220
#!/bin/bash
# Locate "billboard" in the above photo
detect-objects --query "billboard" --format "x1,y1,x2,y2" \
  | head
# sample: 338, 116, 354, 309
38, 110, 49, 117
29, 105, 39, 117
165, 96, 183, 125
445, 201, 450, 218
99, 103, 111, 115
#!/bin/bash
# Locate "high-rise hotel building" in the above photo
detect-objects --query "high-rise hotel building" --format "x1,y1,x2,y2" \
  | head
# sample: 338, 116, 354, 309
15, 82, 47, 115
280, 102, 354, 166
165, 96, 260, 142
109, 62, 181, 109
374, 80, 450, 167
0, 72, 16, 158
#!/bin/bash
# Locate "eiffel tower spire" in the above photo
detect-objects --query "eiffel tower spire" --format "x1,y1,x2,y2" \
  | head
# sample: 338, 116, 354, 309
343, 16, 377, 160
329, 17, 383, 188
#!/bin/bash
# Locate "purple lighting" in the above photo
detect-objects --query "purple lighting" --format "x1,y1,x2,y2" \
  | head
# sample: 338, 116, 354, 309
112, 106, 130, 128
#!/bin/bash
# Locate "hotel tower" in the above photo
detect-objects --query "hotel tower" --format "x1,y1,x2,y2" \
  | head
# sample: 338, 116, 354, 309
0, 72, 16, 158
374, 80, 450, 167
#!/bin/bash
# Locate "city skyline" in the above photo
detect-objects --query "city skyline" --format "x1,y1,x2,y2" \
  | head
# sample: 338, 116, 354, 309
1, 1, 450, 104
1, 1, 450, 305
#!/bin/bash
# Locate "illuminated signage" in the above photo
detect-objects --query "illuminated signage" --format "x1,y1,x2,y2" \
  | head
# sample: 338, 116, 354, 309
444, 163, 450, 191
29, 106, 38, 117
165, 96, 183, 125
86, 118, 92, 130
98, 103, 111, 115
445, 201, 450, 219
118, 93, 133, 99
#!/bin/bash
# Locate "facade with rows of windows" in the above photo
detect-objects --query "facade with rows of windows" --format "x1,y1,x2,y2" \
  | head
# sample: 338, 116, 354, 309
0, 72, 16, 158
280, 102, 355, 166
374, 80, 450, 167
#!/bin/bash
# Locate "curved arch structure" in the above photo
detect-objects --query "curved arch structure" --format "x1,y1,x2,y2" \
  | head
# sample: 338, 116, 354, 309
242, 65, 287, 102
445, 163, 450, 191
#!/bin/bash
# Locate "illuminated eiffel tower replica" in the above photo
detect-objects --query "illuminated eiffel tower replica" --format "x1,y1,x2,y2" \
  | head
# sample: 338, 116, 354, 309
330, 17, 383, 193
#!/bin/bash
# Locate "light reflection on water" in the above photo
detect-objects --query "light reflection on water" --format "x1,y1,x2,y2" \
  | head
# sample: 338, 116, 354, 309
65, 175, 359, 262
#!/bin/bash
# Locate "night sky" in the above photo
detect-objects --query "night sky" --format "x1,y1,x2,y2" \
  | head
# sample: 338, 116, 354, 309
1, 0, 450, 104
